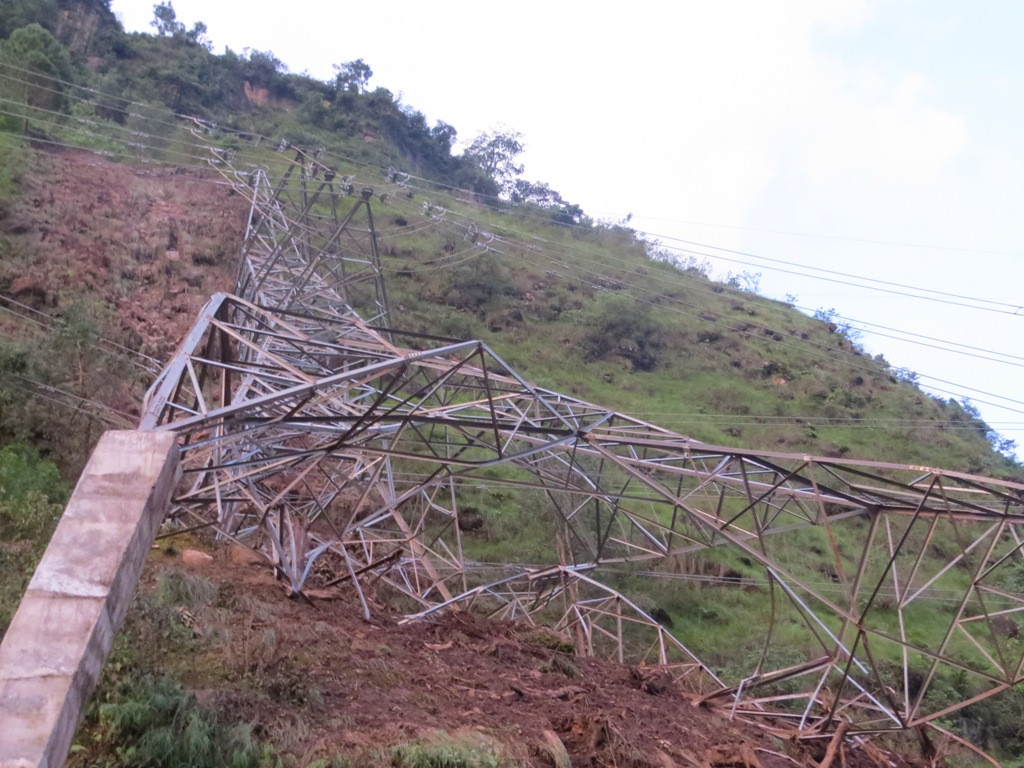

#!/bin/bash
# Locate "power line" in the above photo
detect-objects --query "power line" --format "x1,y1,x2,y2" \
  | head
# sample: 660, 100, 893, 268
401, 209, 1024, 409
8, 374, 136, 426
7, 62, 1014, 323
0, 294, 162, 374
3, 76, 1022, 427
385, 192, 1024, 371
619, 212, 1024, 259
647, 233, 1024, 316
399, 174, 1021, 318
498, 240, 1024, 414
363, 195, 1024, 421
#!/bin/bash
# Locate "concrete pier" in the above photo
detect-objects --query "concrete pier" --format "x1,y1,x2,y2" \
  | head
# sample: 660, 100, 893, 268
0, 430, 179, 768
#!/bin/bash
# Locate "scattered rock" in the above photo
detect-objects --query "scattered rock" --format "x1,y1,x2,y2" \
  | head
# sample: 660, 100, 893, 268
538, 729, 572, 768
229, 543, 264, 565
303, 587, 341, 601
179, 548, 214, 566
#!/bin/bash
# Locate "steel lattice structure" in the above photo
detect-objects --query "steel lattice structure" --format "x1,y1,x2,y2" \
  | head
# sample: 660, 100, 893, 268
141, 149, 1024, 747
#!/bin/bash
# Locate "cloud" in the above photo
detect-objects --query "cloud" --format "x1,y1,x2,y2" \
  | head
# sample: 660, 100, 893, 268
798, 68, 969, 189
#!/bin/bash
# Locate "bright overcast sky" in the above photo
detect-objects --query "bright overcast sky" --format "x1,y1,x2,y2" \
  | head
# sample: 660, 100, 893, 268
110, 0, 1024, 458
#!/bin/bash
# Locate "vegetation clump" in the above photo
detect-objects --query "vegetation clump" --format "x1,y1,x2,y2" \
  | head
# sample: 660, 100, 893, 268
580, 294, 665, 371
392, 732, 511, 768
84, 674, 263, 768
0, 442, 66, 638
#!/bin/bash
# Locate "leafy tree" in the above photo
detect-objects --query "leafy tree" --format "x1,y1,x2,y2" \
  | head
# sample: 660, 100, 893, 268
241, 47, 284, 88
509, 179, 563, 207
0, 23, 74, 131
509, 179, 590, 228
429, 120, 457, 154
151, 1, 180, 36
463, 127, 524, 196
551, 202, 591, 228
333, 58, 372, 94
0, 0, 59, 40
150, 2, 210, 48
116, 28, 225, 114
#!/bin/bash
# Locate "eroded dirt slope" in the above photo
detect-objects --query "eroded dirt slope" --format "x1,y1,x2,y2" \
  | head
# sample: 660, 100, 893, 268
0, 147, 245, 363
83, 544, 930, 768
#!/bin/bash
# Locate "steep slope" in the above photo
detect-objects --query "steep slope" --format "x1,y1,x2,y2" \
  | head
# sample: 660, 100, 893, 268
0, 140, 1013, 768
0, 8, 1022, 763
0, 137, 1016, 481
68, 540, 931, 768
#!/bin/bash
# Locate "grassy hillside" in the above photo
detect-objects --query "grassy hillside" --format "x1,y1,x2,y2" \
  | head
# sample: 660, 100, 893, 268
0, 0, 1017, 478
0, 4, 1021, 765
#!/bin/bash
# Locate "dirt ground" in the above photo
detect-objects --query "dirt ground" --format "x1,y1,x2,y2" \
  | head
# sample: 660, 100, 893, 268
0, 145, 245, 365
123, 542, 936, 768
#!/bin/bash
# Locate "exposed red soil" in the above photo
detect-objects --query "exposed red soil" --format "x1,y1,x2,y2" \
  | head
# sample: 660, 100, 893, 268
0, 146, 246, 363
122, 545, 932, 768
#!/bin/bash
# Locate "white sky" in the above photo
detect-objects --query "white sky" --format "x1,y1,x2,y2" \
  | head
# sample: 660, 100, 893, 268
110, 0, 1024, 459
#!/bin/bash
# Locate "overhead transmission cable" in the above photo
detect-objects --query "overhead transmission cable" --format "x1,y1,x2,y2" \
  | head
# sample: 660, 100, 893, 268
645, 233, 1024, 316
0, 293, 162, 374
10, 374, 136, 425
411, 195, 1024, 371
400, 174, 1022, 318
619, 212, 1024, 259
4, 68, 1019, 421
497, 238, 1024, 414
421, 200, 1024, 375
7, 54, 1020, 276
8, 107, 1015, 404
355, 191, 1024, 420
15, 61, 1008, 321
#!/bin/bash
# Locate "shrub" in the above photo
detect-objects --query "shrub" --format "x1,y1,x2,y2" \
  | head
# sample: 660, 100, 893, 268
580, 294, 664, 372
0, 442, 65, 501
95, 675, 261, 768
441, 258, 515, 315
155, 568, 216, 608
0, 443, 66, 639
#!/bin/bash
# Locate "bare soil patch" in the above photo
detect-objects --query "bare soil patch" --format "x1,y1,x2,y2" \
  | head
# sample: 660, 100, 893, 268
125, 543, 931, 768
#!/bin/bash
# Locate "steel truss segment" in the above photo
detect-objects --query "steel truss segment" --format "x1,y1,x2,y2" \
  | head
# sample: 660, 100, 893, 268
140, 142, 1024, 749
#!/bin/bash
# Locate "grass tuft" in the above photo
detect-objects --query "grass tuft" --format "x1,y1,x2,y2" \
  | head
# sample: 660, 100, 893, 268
392, 731, 512, 768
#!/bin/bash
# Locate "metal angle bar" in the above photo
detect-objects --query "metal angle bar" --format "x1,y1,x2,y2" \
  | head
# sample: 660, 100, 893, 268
155, 340, 490, 433
161, 139, 1024, 751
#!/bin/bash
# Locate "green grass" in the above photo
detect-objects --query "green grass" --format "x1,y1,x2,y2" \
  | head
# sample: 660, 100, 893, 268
155, 568, 217, 608
75, 674, 265, 768
0, 443, 67, 639
1, 27, 1020, 760
392, 732, 514, 768
0, 132, 26, 201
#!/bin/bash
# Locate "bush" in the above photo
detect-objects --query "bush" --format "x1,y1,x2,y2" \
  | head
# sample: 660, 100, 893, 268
441, 258, 515, 315
93, 675, 262, 768
0, 442, 66, 639
579, 294, 664, 372
155, 568, 216, 608
0, 23, 75, 125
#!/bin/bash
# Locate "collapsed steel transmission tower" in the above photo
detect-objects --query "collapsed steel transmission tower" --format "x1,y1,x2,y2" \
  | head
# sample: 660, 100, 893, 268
142, 149, 1024, 747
